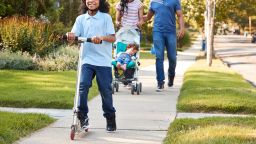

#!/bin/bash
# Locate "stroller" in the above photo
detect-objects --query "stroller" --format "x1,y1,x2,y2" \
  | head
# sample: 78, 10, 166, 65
111, 27, 142, 95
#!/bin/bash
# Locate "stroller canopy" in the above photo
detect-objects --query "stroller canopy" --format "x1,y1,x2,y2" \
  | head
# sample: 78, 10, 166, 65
115, 27, 140, 45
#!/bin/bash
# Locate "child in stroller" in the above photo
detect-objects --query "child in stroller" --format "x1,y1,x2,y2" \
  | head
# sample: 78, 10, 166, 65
116, 43, 139, 71
111, 28, 142, 95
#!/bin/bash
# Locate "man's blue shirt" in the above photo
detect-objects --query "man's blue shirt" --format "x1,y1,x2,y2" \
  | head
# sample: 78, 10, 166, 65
71, 11, 115, 67
149, 0, 181, 33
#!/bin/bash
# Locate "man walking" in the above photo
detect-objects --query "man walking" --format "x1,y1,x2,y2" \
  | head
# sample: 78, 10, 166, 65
144, 0, 185, 91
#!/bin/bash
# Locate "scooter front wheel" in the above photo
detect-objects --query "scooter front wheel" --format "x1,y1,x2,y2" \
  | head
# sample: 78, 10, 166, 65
70, 125, 76, 140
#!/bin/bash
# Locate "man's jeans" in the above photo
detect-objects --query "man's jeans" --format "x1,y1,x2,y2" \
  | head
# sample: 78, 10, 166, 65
153, 31, 177, 84
78, 64, 116, 118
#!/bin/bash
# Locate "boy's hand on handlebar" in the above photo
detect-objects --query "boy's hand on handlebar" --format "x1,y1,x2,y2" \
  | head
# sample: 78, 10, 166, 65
66, 32, 75, 43
92, 36, 103, 44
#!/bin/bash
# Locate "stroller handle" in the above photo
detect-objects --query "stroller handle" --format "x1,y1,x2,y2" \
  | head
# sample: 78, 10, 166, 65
61, 35, 102, 44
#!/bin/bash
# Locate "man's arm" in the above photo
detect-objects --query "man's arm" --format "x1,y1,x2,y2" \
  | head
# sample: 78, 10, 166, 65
143, 10, 154, 22
176, 10, 185, 39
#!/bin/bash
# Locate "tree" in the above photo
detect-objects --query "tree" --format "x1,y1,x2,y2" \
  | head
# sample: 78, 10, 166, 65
181, 0, 205, 28
0, 0, 57, 18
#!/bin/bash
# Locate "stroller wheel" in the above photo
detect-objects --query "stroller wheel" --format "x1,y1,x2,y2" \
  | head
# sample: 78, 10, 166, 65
111, 83, 115, 94
136, 83, 140, 95
131, 85, 135, 95
139, 82, 142, 92
115, 82, 119, 92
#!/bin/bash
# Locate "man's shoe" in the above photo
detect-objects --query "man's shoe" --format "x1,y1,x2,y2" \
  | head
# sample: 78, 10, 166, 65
106, 114, 116, 132
156, 82, 165, 92
168, 76, 174, 87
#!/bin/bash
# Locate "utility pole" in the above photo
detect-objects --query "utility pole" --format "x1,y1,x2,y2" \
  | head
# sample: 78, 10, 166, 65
205, 0, 216, 66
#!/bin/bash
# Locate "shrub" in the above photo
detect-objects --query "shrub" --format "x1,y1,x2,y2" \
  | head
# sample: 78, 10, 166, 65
0, 16, 60, 56
0, 49, 36, 70
36, 45, 79, 71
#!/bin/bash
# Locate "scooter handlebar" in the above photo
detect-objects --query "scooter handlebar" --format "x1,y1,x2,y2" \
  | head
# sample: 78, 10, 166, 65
61, 35, 102, 43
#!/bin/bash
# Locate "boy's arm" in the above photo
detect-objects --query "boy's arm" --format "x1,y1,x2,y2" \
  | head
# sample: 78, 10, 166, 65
92, 34, 116, 44
101, 34, 116, 43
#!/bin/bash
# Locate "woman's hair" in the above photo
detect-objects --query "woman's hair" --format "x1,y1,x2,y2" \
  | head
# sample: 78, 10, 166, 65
79, 0, 110, 14
120, 0, 129, 14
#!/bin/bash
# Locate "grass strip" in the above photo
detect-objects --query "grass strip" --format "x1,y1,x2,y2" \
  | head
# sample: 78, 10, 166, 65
0, 111, 55, 144
0, 70, 98, 109
177, 59, 256, 114
164, 117, 256, 144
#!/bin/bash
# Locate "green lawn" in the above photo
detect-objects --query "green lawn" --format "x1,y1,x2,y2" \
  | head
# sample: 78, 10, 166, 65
140, 51, 155, 59
177, 59, 256, 114
164, 117, 256, 144
0, 111, 55, 144
0, 70, 98, 109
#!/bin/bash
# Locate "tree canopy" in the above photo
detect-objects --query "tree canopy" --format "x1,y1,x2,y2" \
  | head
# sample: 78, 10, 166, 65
0, 0, 255, 30
181, 0, 256, 29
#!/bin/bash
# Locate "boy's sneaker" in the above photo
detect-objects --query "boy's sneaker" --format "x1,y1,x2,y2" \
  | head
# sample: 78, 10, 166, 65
106, 114, 116, 132
168, 76, 174, 87
156, 82, 165, 92
80, 117, 89, 130
77, 111, 89, 130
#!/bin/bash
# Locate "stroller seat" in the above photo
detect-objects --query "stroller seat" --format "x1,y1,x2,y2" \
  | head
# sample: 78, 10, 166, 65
111, 27, 142, 95
112, 42, 137, 78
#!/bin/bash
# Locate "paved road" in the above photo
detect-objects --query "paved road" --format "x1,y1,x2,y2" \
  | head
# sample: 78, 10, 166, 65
214, 35, 256, 87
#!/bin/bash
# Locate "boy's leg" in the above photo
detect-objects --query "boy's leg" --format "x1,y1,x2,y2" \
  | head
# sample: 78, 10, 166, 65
165, 33, 177, 87
78, 64, 95, 128
95, 66, 116, 131
153, 31, 165, 91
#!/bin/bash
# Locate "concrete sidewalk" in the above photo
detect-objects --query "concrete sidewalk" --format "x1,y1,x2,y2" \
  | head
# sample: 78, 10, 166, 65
2, 35, 254, 143
0, 38, 200, 144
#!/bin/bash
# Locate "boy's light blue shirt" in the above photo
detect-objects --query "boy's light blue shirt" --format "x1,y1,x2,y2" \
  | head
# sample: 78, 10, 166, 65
149, 0, 181, 33
71, 11, 115, 67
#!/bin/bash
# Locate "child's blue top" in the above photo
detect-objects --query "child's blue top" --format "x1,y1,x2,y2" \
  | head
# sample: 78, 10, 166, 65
149, 0, 181, 33
116, 52, 132, 64
71, 11, 115, 67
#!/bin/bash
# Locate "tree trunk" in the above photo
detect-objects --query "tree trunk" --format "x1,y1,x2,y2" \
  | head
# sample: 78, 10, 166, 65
206, 0, 212, 66
205, 0, 216, 66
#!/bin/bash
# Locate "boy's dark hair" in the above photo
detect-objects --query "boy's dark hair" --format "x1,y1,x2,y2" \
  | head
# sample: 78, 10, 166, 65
127, 43, 139, 51
120, 0, 129, 14
79, 0, 110, 14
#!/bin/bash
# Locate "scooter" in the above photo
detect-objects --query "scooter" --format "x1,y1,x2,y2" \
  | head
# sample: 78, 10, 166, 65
61, 35, 99, 140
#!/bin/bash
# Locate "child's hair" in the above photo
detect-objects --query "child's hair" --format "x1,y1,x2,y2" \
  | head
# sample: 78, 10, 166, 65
79, 0, 110, 14
120, 0, 129, 14
127, 43, 139, 51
